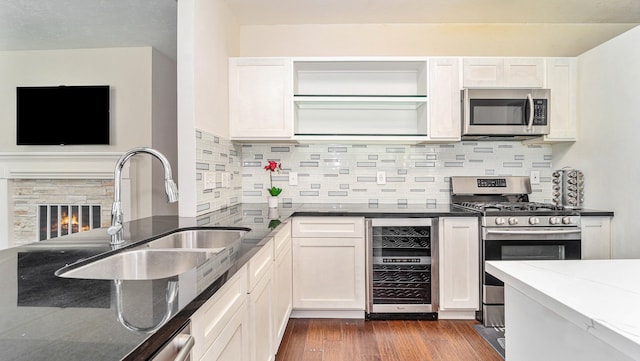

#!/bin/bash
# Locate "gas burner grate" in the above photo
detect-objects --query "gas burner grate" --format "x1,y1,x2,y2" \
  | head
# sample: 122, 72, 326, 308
455, 201, 568, 212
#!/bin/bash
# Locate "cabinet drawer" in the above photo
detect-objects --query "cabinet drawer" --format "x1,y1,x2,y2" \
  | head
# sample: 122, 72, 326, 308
292, 217, 364, 238
273, 221, 291, 258
191, 265, 248, 360
248, 239, 274, 292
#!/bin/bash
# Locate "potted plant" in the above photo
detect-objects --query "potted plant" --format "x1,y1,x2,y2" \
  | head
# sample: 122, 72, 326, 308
264, 160, 282, 207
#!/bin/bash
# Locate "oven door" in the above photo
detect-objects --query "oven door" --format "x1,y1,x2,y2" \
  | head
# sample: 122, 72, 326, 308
481, 226, 581, 326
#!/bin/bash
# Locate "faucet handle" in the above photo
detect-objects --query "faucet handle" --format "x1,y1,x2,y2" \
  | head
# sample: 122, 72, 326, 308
107, 223, 123, 236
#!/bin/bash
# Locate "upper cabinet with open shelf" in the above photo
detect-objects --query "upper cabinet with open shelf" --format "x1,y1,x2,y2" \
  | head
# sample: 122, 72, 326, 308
292, 59, 429, 139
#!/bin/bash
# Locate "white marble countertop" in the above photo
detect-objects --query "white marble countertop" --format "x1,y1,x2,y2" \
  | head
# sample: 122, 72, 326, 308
486, 260, 640, 360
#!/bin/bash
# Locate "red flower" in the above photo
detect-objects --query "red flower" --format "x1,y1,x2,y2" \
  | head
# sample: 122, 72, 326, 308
264, 161, 282, 172
264, 161, 283, 196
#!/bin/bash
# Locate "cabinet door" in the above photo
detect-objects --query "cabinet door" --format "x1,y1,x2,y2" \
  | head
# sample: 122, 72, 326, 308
463, 58, 504, 87
544, 58, 578, 141
192, 266, 248, 360
249, 264, 274, 361
428, 58, 461, 140
504, 58, 545, 88
463, 58, 544, 88
292, 231, 365, 310
229, 58, 293, 139
581, 216, 612, 259
273, 224, 292, 352
200, 301, 250, 361
439, 217, 480, 313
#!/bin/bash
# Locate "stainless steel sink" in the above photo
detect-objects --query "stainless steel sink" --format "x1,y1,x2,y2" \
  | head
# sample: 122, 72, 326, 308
141, 229, 248, 252
55, 228, 249, 280
55, 249, 213, 280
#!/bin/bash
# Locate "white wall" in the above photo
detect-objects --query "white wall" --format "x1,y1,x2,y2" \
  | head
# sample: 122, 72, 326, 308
0, 47, 154, 152
0, 47, 178, 220
553, 26, 640, 258
177, 0, 239, 217
238, 23, 636, 57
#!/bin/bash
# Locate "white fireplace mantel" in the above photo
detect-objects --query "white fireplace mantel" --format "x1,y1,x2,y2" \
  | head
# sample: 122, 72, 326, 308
0, 152, 123, 179
0, 152, 132, 249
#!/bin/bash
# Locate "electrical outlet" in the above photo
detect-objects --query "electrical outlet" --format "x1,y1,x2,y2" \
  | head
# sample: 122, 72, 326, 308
203, 171, 216, 190
530, 170, 541, 185
376, 171, 386, 185
289, 172, 298, 186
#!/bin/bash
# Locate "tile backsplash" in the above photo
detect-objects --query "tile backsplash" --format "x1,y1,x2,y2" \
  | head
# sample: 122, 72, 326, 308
195, 129, 554, 213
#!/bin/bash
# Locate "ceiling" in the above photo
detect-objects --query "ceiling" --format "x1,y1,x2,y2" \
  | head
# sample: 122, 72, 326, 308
1, 0, 639, 60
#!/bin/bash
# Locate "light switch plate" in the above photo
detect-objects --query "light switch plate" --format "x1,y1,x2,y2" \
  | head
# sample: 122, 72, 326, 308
221, 172, 231, 188
289, 172, 298, 186
377, 171, 386, 185
203, 171, 216, 190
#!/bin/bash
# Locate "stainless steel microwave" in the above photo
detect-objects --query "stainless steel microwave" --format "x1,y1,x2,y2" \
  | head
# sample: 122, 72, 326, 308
462, 88, 550, 139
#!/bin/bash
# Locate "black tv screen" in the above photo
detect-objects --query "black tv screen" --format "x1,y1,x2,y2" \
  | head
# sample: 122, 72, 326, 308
16, 85, 110, 145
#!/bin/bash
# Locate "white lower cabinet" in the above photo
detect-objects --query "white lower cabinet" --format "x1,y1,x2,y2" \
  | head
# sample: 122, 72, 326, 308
200, 300, 251, 361
272, 221, 292, 353
291, 217, 365, 316
438, 217, 480, 319
191, 265, 249, 361
248, 261, 274, 361
581, 216, 613, 259
191, 229, 291, 361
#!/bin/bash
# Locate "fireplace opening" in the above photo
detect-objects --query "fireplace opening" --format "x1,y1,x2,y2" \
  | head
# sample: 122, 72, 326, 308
38, 204, 102, 241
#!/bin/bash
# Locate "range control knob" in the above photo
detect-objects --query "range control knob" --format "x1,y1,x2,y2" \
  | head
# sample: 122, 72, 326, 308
495, 217, 506, 225
562, 216, 573, 225
549, 217, 561, 225
508, 217, 519, 225
529, 217, 540, 225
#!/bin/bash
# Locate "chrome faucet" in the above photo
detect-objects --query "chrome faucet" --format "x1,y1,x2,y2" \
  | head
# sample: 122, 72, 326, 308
107, 147, 179, 244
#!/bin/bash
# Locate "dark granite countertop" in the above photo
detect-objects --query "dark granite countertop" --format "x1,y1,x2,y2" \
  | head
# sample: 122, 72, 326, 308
0, 202, 611, 360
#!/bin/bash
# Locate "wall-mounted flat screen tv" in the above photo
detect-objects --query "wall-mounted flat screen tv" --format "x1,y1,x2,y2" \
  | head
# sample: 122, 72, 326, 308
16, 85, 110, 145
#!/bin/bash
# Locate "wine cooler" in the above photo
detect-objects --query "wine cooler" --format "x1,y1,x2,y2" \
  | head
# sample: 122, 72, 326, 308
365, 218, 438, 320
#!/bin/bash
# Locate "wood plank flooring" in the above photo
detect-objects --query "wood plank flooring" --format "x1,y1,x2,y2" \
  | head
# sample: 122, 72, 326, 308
275, 318, 503, 361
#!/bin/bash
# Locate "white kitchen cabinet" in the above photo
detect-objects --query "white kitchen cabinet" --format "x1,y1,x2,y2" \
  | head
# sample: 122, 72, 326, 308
581, 216, 612, 259
293, 59, 429, 140
462, 57, 545, 88
247, 239, 275, 361
428, 58, 461, 141
291, 217, 365, 316
229, 58, 293, 139
199, 300, 251, 361
191, 265, 249, 361
438, 217, 480, 319
272, 221, 292, 353
542, 58, 578, 141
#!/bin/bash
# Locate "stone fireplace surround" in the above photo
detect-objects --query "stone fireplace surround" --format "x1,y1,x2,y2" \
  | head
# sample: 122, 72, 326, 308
0, 152, 134, 248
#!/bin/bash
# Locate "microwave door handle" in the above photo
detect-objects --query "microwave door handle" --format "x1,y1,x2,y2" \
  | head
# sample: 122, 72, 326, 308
526, 93, 534, 131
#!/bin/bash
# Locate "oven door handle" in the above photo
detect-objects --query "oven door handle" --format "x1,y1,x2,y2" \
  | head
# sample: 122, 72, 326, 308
486, 229, 581, 236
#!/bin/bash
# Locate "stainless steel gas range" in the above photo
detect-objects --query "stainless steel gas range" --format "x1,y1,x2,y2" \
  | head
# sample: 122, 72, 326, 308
450, 176, 582, 327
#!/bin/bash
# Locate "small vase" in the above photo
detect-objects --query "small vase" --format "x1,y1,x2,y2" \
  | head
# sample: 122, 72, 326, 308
268, 196, 279, 208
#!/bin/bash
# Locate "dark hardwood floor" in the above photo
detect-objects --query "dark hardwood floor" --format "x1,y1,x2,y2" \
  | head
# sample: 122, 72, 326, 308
275, 318, 503, 361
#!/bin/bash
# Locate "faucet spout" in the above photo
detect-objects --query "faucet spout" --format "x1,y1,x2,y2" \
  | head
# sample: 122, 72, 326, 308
108, 147, 179, 245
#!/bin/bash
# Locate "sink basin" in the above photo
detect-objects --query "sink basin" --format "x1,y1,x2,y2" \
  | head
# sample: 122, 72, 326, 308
55, 249, 212, 280
142, 229, 248, 251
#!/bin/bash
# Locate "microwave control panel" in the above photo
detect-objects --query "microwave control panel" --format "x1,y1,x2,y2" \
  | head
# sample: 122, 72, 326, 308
532, 99, 548, 125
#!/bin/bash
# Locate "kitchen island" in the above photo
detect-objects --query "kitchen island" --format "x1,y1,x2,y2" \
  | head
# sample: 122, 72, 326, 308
486, 260, 640, 361
0, 202, 476, 361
